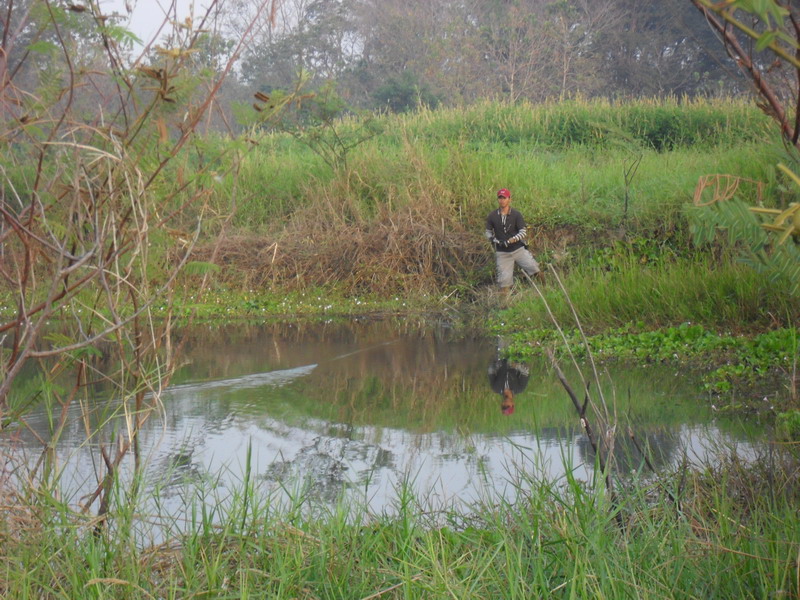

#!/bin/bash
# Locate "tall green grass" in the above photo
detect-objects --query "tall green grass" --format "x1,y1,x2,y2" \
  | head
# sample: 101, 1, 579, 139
505, 255, 798, 332
398, 96, 773, 149
2, 442, 798, 598
207, 97, 782, 232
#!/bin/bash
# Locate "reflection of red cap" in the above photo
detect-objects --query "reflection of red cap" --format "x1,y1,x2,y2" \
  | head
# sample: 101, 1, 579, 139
501, 404, 515, 415
497, 188, 511, 198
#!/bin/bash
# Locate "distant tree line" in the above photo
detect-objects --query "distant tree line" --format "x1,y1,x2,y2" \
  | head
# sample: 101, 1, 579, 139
1, 0, 773, 133
229, 0, 743, 112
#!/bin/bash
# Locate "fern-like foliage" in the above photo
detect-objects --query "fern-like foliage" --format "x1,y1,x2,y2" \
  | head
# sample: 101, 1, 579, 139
688, 198, 800, 296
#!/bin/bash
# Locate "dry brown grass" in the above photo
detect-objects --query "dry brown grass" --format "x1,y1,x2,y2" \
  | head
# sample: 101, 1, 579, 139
0, 451, 43, 552
192, 194, 492, 295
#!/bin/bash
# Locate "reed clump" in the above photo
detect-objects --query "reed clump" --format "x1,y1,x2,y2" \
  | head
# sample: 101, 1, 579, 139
195, 183, 491, 296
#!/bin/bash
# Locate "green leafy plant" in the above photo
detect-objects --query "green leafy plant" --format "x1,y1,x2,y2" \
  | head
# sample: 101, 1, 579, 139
688, 195, 800, 296
373, 69, 441, 114
276, 79, 384, 172
776, 409, 800, 440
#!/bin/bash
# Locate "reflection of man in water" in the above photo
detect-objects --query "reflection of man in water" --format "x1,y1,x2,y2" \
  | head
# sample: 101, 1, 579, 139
488, 355, 530, 415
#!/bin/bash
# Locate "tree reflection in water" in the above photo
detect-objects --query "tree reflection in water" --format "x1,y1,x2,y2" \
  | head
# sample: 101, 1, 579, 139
3, 320, 763, 519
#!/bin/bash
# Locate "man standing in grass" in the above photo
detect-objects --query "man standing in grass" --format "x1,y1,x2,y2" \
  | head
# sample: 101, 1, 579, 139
484, 188, 544, 294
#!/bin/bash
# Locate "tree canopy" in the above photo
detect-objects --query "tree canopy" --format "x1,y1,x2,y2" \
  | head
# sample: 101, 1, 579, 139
233, 0, 740, 113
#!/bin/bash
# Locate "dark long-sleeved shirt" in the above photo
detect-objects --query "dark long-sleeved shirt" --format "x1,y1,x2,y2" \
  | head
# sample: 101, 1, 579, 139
484, 208, 528, 252
488, 359, 530, 395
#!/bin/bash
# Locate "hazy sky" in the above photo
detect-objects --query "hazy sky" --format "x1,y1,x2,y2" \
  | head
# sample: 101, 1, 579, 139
101, 0, 199, 44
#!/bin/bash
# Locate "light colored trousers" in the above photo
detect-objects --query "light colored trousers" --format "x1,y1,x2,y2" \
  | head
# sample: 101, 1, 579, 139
495, 247, 540, 288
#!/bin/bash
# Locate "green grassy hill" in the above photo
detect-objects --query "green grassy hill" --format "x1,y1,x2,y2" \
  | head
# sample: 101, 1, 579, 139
177, 98, 793, 311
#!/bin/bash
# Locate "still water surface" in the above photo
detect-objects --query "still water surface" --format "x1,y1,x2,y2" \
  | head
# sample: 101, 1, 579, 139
9, 320, 763, 520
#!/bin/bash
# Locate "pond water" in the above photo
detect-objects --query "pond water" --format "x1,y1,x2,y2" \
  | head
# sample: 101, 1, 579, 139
5, 319, 764, 522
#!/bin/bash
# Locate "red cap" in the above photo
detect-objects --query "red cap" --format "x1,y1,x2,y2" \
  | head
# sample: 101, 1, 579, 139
497, 188, 511, 198
501, 404, 515, 415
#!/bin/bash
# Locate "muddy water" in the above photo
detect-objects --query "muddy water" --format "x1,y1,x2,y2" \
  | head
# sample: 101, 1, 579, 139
8, 319, 762, 520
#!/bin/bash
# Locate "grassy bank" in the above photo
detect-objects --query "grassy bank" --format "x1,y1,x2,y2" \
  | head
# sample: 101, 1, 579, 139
486, 252, 798, 407
180, 97, 787, 300
2, 443, 798, 598
6, 96, 793, 325
177, 97, 799, 405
